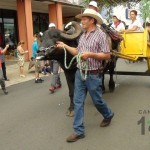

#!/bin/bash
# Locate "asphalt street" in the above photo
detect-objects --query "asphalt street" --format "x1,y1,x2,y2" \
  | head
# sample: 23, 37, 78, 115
0, 59, 150, 150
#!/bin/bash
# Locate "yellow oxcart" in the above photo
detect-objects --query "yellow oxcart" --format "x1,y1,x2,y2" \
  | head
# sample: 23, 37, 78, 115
112, 29, 150, 72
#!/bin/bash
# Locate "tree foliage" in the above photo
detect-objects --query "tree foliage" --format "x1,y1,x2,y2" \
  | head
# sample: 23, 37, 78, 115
139, 0, 150, 21
82, 0, 141, 7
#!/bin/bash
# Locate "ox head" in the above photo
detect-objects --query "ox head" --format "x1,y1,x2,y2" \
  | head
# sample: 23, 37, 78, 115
37, 21, 82, 60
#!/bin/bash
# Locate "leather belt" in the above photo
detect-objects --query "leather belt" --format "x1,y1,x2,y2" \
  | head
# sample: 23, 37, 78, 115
82, 70, 99, 75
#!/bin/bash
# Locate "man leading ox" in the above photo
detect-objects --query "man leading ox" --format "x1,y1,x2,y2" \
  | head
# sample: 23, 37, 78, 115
57, 8, 114, 142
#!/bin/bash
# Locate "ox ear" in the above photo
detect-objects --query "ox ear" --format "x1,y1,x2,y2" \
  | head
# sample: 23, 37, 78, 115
60, 21, 82, 40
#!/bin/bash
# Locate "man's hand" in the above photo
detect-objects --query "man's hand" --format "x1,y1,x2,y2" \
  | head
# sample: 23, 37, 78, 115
5, 44, 9, 49
80, 52, 92, 60
56, 41, 78, 56
56, 41, 65, 49
1, 44, 9, 54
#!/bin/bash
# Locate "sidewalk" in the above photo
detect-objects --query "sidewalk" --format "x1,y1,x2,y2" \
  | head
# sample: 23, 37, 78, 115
5, 59, 44, 87
5, 58, 63, 87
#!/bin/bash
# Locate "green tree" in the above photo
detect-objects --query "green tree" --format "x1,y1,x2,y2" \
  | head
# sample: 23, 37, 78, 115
81, 0, 141, 7
139, 0, 150, 22
80, 0, 142, 23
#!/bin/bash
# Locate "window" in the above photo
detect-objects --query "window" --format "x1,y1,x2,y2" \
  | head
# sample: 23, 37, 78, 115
33, 12, 49, 33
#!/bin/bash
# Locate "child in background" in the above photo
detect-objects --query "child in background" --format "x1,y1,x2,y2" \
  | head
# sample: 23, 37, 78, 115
42, 60, 51, 75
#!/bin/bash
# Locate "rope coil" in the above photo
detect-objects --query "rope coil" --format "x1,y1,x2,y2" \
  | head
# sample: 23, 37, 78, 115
63, 47, 88, 80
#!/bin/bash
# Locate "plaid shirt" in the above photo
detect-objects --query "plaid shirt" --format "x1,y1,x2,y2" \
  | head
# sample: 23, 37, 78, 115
77, 27, 110, 70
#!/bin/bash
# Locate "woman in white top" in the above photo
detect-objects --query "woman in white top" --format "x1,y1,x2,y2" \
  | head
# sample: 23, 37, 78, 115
120, 10, 143, 32
111, 15, 125, 32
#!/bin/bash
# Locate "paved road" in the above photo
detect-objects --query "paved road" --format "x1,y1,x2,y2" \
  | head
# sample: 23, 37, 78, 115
0, 60, 150, 150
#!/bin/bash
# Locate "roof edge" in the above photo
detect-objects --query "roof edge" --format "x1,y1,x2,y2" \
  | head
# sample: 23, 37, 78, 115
34, 0, 84, 8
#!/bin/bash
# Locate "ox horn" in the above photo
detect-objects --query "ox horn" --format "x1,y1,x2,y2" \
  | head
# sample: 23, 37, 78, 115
60, 21, 82, 40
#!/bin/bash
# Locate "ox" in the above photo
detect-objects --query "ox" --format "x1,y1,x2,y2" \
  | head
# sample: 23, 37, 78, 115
38, 21, 81, 117
38, 21, 120, 116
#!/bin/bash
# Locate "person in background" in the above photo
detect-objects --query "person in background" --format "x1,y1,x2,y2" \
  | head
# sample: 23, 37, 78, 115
17, 40, 28, 77
32, 33, 44, 83
88, 1, 104, 23
143, 21, 150, 46
0, 44, 9, 95
143, 21, 150, 33
0, 46, 9, 81
110, 14, 125, 32
120, 10, 143, 33
48, 23, 62, 93
57, 8, 114, 142
42, 60, 51, 75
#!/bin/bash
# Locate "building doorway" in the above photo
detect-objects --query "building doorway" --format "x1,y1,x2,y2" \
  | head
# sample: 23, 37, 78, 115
0, 9, 18, 59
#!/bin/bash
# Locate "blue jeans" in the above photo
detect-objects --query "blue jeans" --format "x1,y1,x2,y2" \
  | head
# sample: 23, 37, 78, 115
73, 69, 113, 135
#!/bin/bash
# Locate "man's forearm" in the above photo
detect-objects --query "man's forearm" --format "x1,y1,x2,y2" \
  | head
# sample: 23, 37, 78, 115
2, 46, 8, 54
90, 52, 110, 60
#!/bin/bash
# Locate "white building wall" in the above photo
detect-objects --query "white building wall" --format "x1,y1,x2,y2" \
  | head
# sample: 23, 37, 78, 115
67, 0, 83, 5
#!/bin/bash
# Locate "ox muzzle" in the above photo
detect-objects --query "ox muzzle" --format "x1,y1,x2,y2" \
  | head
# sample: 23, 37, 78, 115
36, 45, 56, 60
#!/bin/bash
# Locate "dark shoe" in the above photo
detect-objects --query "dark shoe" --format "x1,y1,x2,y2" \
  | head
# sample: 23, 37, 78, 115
35, 79, 39, 83
35, 79, 42, 83
66, 133, 85, 142
100, 113, 114, 127
39, 78, 44, 82
3, 89, 8, 95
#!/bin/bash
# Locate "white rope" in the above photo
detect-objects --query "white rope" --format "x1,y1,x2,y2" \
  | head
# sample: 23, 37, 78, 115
63, 47, 88, 80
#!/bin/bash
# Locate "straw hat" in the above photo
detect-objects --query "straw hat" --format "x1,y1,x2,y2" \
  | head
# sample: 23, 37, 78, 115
75, 8, 103, 25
